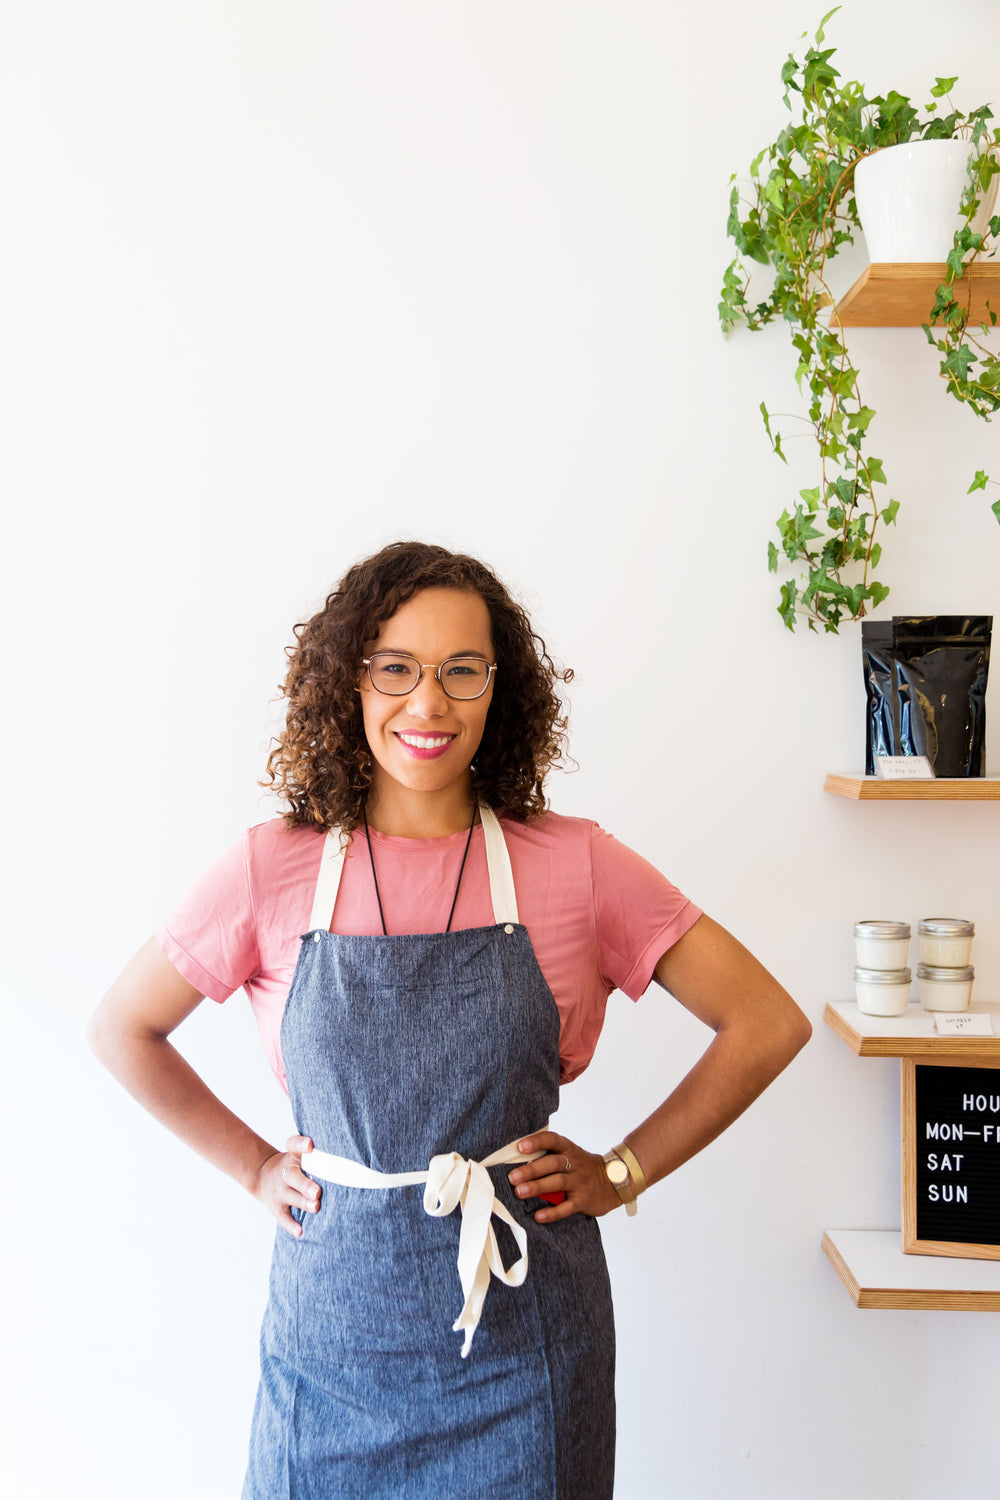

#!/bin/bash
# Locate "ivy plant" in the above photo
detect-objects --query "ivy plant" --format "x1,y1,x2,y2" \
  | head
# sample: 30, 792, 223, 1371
720, 9, 1000, 632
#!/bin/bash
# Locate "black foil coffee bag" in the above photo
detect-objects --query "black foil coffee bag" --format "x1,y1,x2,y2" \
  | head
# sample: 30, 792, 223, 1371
862, 615, 991, 776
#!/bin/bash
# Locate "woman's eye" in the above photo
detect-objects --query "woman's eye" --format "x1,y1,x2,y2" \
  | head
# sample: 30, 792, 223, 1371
444, 660, 483, 678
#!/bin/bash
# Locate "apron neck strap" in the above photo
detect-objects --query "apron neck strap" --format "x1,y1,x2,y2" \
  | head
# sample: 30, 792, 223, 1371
307, 804, 518, 934
479, 804, 518, 926
308, 830, 347, 933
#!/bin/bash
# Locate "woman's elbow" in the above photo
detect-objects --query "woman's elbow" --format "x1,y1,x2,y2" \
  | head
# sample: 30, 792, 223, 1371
777, 1001, 812, 1063
86, 1000, 117, 1066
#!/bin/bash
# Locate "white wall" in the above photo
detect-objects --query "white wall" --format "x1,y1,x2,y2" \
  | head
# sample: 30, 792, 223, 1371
4, 3, 1000, 1496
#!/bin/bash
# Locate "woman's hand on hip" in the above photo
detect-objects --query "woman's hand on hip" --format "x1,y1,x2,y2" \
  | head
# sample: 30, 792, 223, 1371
254, 1135, 322, 1237
507, 1131, 620, 1222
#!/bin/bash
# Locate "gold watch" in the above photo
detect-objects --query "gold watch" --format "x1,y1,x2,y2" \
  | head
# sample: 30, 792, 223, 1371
603, 1148, 639, 1216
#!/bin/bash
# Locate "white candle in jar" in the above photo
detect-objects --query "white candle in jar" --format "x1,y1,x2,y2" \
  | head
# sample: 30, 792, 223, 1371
854, 965, 912, 1017
918, 918, 974, 968
853, 920, 910, 970
917, 962, 974, 1012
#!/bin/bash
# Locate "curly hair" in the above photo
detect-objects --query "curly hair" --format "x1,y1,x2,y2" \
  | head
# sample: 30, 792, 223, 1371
263, 541, 573, 830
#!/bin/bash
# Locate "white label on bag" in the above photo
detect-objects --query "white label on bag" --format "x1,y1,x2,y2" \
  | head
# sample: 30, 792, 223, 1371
875, 755, 935, 779
935, 1014, 994, 1036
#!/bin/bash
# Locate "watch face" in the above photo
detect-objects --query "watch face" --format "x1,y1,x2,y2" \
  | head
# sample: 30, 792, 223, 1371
607, 1159, 629, 1185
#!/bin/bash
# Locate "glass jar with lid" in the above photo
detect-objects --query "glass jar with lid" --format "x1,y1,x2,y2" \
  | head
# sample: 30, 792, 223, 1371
917, 962, 975, 1012
854, 965, 912, 1016
853, 920, 910, 970
917, 918, 974, 968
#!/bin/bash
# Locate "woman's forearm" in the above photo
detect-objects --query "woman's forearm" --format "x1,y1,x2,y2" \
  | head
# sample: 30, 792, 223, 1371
89, 1022, 279, 1194
508, 914, 811, 1220
617, 914, 811, 1188
87, 936, 280, 1196
623, 1001, 810, 1187
89, 938, 320, 1237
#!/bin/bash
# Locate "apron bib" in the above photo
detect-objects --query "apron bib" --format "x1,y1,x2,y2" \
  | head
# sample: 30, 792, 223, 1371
243, 808, 615, 1499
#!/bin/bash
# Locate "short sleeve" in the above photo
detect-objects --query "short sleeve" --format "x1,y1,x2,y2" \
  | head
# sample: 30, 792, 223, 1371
156, 832, 261, 1002
590, 825, 702, 1001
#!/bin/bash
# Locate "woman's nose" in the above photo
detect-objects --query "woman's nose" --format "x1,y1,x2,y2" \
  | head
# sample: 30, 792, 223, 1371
405, 667, 449, 715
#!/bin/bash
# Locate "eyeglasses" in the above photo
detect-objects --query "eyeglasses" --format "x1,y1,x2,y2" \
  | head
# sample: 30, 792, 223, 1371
362, 653, 497, 700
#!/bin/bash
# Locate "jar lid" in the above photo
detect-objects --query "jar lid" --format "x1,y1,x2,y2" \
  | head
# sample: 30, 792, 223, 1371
853, 920, 911, 940
854, 966, 912, 984
916, 963, 975, 981
918, 918, 975, 938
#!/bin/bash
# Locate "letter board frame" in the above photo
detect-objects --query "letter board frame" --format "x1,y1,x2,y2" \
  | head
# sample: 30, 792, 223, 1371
902, 1055, 1000, 1260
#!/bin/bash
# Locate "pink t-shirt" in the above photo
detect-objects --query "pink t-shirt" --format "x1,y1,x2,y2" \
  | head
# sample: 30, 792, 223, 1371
156, 811, 702, 1094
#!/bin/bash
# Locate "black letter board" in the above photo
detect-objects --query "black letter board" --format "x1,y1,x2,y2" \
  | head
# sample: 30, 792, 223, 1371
903, 1058, 1000, 1260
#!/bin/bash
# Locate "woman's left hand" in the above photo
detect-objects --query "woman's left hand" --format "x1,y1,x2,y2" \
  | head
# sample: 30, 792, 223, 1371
507, 1131, 621, 1222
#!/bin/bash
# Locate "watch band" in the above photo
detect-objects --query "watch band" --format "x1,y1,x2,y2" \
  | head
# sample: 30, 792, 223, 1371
612, 1140, 647, 1197
602, 1150, 638, 1216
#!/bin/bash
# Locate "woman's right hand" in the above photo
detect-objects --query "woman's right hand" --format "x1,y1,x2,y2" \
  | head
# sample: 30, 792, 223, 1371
255, 1135, 322, 1237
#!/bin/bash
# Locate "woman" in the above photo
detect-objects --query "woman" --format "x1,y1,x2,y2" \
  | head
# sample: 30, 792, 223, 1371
89, 540, 810, 1499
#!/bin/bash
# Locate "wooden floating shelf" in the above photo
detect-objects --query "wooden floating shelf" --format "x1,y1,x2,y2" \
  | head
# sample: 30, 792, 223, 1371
824, 774, 1000, 801
824, 1001, 1000, 1058
832, 261, 1000, 327
823, 1229, 1000, 1310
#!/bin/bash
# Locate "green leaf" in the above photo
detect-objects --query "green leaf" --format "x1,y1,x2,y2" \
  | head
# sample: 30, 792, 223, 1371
968, 470, 990, 493
992, 498, 1000, 525
866, 457, 887, 485
946, 246, 966, 278
767, 541, 779, 573
781, 53, 800, 110
802, 50, 841, 96
763, 174, 788, 213
930, 76, 958, 98
778, 581, 799, 630
882, 499, 900, 525
760, 402, 788, 463
943, 344, 976, 380
815, 6, 840, 45
718, 260, 749, 333
881, 90, 907, 117
869, 582, 891, 608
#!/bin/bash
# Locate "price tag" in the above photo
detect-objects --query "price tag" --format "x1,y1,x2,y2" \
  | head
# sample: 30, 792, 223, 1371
875, 755, 935, 779
934, 1013, 995, 1036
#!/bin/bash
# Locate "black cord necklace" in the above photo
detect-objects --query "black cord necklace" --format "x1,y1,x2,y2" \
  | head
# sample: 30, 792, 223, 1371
362, 802, 478, 937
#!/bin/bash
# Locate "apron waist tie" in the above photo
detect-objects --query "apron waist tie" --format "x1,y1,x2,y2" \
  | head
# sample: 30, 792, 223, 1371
300, 1134, 548, 1358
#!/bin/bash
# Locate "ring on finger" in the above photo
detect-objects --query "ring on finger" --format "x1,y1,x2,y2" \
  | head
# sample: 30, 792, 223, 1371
281, 1164, 290, 1182
562, 1154, 572, 1174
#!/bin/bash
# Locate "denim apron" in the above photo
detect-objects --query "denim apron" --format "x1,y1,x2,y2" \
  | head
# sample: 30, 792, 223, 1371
243, 806, 616, 1499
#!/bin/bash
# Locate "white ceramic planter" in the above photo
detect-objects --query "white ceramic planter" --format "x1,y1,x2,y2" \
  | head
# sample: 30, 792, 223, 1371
854, 139, 999, 262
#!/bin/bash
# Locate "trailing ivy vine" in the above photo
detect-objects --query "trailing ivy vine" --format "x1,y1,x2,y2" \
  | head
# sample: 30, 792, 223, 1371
721, 9, 1000, 633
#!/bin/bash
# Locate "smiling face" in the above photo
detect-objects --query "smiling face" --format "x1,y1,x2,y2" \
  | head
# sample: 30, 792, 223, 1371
359, 587, 495, 833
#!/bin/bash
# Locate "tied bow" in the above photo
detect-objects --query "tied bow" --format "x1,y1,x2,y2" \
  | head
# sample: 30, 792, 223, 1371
422, 1151, 530, 1357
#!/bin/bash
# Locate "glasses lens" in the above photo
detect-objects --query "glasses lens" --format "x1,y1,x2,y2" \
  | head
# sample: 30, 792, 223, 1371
367, 654, 420, 694
440, 658, 492, 699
